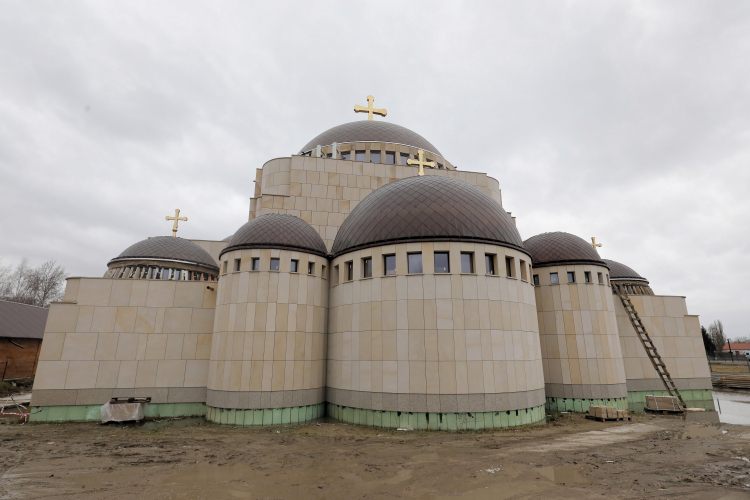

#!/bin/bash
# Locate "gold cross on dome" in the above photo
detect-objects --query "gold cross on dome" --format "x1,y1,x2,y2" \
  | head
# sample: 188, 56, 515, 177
591, 237, 602, 250
407, 149, 436, 176
354, 95, 387, 121
165, 209, 187, 237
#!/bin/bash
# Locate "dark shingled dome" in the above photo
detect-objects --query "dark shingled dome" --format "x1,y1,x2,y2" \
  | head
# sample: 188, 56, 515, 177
221, 214, 328, 258
109, 236, 219, 271
332, 176, 526, 256
299, 121, 443, 157
523, 232, 607, 268
603, 259, 648, 282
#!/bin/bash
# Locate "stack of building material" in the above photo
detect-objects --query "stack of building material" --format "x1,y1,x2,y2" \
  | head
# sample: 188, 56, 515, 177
587, 406, 629, 421
645, 395, 681, 412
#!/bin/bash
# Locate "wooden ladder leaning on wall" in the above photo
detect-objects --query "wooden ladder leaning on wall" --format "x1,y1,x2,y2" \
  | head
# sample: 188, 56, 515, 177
612, 283, 686, 409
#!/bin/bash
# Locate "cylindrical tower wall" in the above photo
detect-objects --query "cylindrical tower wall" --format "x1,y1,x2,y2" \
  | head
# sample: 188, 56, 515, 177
533, 264, 628, 412
327, 242, 546, 430
206, 248, 328, 425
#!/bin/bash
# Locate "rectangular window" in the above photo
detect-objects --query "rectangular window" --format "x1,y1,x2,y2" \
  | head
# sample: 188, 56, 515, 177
355, 150, 366, 161
597, 272, 603, 284
290, 260, 299, 273
520, 259, 528, 281
584, 271, 591, 283
434, 252, 450, 273
370, 151, 381, 163
408, 253, 423, 274
341, 151, 351, 160
485, 254, 496, 275
362, 257, 372, 278
567, 271, 575, 283
460, 252, 474, 273
270, 258, 280, 271
550, 272, 559, 284
437, 163, 444, 169
308, 262, 314, 275
399, 153, 409, 165
235, 258, 241, 272
385, 151, 395, 164
606, 274, 610, 286
533, 274, 540, 286
333, 265, 339, 283
252, 258, 260, 271
321, 265, 326, 279
222, 261, 228, 274
505, 256, 515, 278
346, 261, 353, 281
384, 255, 396, 276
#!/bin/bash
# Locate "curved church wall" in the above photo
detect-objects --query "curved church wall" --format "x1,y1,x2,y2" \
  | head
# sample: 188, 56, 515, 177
31, 277, 215, 421
533, 264, 628, 412
615, 294, 713, 412
327, 242, 546, 430
206, 248, 328, 425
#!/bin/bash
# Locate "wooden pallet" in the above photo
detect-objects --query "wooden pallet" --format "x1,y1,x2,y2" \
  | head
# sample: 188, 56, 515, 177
585, 414, 632, 422
645, 407, 684, 415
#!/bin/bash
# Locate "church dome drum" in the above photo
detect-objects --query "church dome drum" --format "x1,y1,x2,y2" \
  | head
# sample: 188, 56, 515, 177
105, 236, 219, 280
603, 258, 653, 295
220, 213, 328, 258
332, 176, 527, 257
523, 231, 607, 268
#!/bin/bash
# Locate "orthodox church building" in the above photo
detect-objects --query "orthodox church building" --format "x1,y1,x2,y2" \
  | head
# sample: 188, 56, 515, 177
30, 98, 713, 428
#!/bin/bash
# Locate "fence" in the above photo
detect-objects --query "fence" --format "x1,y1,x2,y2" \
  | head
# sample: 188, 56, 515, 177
709, 352, 750, 364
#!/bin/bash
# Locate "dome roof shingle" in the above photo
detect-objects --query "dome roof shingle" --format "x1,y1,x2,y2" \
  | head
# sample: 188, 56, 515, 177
221, 214, 328, 258
109, 236, 219, 271
523, 232, 607, 268
299, 121, 442, 157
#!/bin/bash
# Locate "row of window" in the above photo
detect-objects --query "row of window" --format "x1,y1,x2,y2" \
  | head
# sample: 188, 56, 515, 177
105, 265, 217, 281
334, 252, 532, 283
303, 149, 445, 169
532, 271, 609, 286
222, 257, 327, 277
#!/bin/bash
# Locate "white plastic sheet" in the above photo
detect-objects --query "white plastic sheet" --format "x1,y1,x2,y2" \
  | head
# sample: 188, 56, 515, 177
100, 402, 145, 422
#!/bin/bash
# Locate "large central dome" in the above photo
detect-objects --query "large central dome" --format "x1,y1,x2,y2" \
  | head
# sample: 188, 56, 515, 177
331, 176, 525, 256
299, 121, 442, 157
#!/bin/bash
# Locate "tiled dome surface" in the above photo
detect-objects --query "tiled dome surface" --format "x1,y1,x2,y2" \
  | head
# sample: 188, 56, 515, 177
109, 236, 219, 271
332, 176, 525, 256
222, 214, 328, 257
299, 121, 443, 157
603, 259, 648, 282
523, 232, 607, 268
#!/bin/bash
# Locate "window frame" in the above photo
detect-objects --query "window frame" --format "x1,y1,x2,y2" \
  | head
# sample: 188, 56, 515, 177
308, 262, 315, 275
584, 271, 591, 283
340, 151, 351, 161
290, 259, 299, 273
519, 259, 528, 281
485, 254, 496, 275
597, 272, 603, 284
533, 274, 540, 286
270, 258, 280, 272
460, 252, 474, 274
434, 252, 450, 274
355, 150, 366, 162
550, 272, 559, 284
234, 258, 241, 272
345, 261, 353, 282
505, 256, 515, 278
399, 153, 409, 165
370, 151, 381, 163
567, 271, 575, 283
251, 258, 260, 271
384, 254, 396, 276
407, 253, 423, 274
385, 151, 395, 165
362, 257, 372, 278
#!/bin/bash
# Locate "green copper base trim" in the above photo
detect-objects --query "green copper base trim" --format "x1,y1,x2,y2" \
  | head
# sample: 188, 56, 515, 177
626, 389, 715, 413
29, 402, 207, 423
545, 397, 629, 413
205, 403, 325, 426
326, 403, 546, 430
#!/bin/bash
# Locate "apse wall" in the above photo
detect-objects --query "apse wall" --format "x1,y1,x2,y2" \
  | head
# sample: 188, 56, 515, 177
205, 248, 328, 425
326, 242, 546, 430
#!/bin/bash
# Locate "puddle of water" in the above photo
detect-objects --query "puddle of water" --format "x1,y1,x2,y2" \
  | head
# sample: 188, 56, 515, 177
538, 465, 590, 486
714, 390, 750, 426
678, 425, 724, 439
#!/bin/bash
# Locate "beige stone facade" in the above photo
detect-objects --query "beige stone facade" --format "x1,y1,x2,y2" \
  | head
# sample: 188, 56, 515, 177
32, 277, 216, 406
327, 242, 545, 413
206, 249, 328, 409
615, 294, 711, 392
534, 264, 628, 400
249, 155, 504, 252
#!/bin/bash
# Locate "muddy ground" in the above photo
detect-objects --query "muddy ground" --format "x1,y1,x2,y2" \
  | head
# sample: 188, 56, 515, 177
1, 412, 750, 499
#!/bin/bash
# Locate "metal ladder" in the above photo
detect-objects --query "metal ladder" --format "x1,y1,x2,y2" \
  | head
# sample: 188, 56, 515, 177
612, 283, 686, 408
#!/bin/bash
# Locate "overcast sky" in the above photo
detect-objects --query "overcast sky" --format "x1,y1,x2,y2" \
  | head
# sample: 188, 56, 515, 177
1, 1, 748, 339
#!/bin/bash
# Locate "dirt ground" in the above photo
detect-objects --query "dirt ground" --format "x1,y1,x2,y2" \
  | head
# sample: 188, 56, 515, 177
1, 412, 750, 500
711, 363, 750, 375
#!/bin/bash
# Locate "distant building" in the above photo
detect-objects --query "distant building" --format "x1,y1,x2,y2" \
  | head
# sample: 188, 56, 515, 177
722, 342, 750, 355
0, 300, 48, 380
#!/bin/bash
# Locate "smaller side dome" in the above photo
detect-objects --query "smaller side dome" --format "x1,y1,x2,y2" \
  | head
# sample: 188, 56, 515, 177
603, 259, 648, 283
221, 214, 328, 258
523, 232, 607, 268
108, 236, 219, 272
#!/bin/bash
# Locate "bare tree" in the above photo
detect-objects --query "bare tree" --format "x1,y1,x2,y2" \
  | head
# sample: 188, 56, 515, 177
0, 258, 68, 307
708, 320, 726, 352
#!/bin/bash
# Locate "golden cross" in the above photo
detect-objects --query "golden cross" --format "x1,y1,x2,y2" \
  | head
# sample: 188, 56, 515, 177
354, 95, 387, 121
165, 209, 187, 237
407, 149, 436, 176
591, 237, 602, 250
